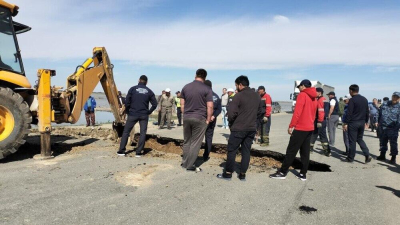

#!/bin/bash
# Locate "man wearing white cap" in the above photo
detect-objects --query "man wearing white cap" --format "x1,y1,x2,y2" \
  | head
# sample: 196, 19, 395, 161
159, 88, 175, 129
341, 94, 352, 155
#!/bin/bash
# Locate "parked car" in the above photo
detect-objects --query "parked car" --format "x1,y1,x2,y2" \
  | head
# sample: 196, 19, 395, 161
272, 102, 281, 114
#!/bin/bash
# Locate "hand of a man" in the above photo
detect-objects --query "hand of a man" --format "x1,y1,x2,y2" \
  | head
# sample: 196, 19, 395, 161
210, 116, 215, 122
317, 123, 322, 128
343, 124, 348, 132
365, 123, 369, 130
288, 127, 293, 135
375, 123, 379, 128
263, 117, 269, 123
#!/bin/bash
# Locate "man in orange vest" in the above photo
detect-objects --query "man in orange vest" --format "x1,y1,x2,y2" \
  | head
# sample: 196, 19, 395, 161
258, 86, 272, 146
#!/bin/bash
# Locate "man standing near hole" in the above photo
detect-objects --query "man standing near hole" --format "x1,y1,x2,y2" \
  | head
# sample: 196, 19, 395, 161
203, 80, 222, 162
217, 75, 264, 181
269, 79, 318, 181
159, 88, 174, 130
117, 75, 157, 157
180, 69, 213, 172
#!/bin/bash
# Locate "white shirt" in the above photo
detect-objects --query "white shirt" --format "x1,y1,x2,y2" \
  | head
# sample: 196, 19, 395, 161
330, 99, 336, 106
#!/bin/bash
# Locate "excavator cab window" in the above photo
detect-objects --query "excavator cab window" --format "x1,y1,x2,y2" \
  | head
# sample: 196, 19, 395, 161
0, 6, 24, 75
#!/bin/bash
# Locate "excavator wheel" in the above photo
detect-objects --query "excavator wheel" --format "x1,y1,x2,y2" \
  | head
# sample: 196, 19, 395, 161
0, 87, 32, 159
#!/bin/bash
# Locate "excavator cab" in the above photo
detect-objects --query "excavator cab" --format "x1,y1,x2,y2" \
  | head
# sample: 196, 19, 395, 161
0, 5, 30, 75
0, 2, 31, 88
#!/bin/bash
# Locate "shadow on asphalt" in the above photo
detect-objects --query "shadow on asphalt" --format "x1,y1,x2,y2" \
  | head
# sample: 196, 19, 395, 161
377, 162, 400, 174
376, 186, 400, 198
0, 135, 99, 164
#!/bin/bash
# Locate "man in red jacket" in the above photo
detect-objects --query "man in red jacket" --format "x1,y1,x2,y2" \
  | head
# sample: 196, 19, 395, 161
258, 86, 272, 146
310, 87, 330, 156
270, 79, 318, 181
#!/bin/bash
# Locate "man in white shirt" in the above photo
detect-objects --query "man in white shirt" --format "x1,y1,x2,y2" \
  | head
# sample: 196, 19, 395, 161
327, 91, 340, 146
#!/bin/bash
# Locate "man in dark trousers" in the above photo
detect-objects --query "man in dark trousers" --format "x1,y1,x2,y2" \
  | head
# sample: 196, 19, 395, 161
376, 92, 400, 164
180, 69, 213, 172
117, 75, 157, 157
203, 80, 222, 161
269, 79, 318, 181
258, 86, 272, 146
343, 84, 372, 163
310, 88, 329, 156
217, 76, 264, 181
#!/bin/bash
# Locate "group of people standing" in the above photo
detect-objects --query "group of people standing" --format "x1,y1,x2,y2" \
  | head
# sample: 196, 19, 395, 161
114, 72, 400, 181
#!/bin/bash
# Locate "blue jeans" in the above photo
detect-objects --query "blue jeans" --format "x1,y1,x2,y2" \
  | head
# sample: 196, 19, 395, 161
221, 106, 228, 128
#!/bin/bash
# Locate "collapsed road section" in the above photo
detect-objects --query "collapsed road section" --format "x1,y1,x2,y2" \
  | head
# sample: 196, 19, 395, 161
3, 127, 332, 172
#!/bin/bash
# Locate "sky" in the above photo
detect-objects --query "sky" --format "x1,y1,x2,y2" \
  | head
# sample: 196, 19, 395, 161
11, 0, 400, 101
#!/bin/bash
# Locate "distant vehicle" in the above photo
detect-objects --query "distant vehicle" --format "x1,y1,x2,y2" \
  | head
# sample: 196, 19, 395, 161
290, 81, 334, 112
272, 102, 281, 114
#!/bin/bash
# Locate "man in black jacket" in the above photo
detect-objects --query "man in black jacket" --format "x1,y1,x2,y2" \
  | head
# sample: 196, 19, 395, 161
217, 76, 264, 181
117, 75, 157, 157
343, 84, 372, 163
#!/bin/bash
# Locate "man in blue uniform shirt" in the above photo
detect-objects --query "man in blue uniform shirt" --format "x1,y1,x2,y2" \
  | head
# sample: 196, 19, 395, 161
117, 75, 157, 157
203, 80, 222, 161
376, 92, 400, 164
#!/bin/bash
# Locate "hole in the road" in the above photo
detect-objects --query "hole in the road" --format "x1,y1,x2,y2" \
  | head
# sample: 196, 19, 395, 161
299, 205, 318, 214
133, 134, 332, 172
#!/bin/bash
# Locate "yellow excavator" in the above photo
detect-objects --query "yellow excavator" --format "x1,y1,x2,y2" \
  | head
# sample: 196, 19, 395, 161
0, 0, 126, 159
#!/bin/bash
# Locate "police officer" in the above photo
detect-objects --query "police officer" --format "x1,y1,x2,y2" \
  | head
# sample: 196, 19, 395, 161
203, 80, 222, 161
376, 92, 400, 164
175, 91, 182, 126
117, 75, 157, 157
310, 88, 329, 156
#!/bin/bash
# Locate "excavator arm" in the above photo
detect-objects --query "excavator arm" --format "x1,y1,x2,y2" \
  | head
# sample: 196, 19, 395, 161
36, 47, 126, 157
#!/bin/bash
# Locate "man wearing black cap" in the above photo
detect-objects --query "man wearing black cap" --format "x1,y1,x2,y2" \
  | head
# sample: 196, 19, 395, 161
310, 88, 330, 156
257, 86, 273, 146
203, 80, 222, 161
327, 91, 340, 147
270, 79, 318, 181
343, 84, 372, 163
117, 75, 158, 157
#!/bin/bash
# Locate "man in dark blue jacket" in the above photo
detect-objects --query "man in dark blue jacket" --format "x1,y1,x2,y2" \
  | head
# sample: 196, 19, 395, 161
203, 80, 222, 161
84, 96, 97, 127
117, 75, 157, 157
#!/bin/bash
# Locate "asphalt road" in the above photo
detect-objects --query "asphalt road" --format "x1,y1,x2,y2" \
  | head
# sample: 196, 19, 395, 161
1, 113, 399, 225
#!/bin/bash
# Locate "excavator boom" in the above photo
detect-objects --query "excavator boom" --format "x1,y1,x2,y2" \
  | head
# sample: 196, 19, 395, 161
36, 47, 126, 157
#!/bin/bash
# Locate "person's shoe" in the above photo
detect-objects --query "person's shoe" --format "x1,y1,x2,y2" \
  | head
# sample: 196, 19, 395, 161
187, 167, 202, 172
344, 157, 354, 163
238, 173, 246, 181
325, 149, 331, 157
116, 151, 125, 156
390, 156, 396, 165
217, 172, 232, 180
135, 152, 143, 158
365, 155, 372, 164
296, 173, 307, 181
177, 124, 182, 126
377, 152, 386, 161
269, 171, 287, 180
